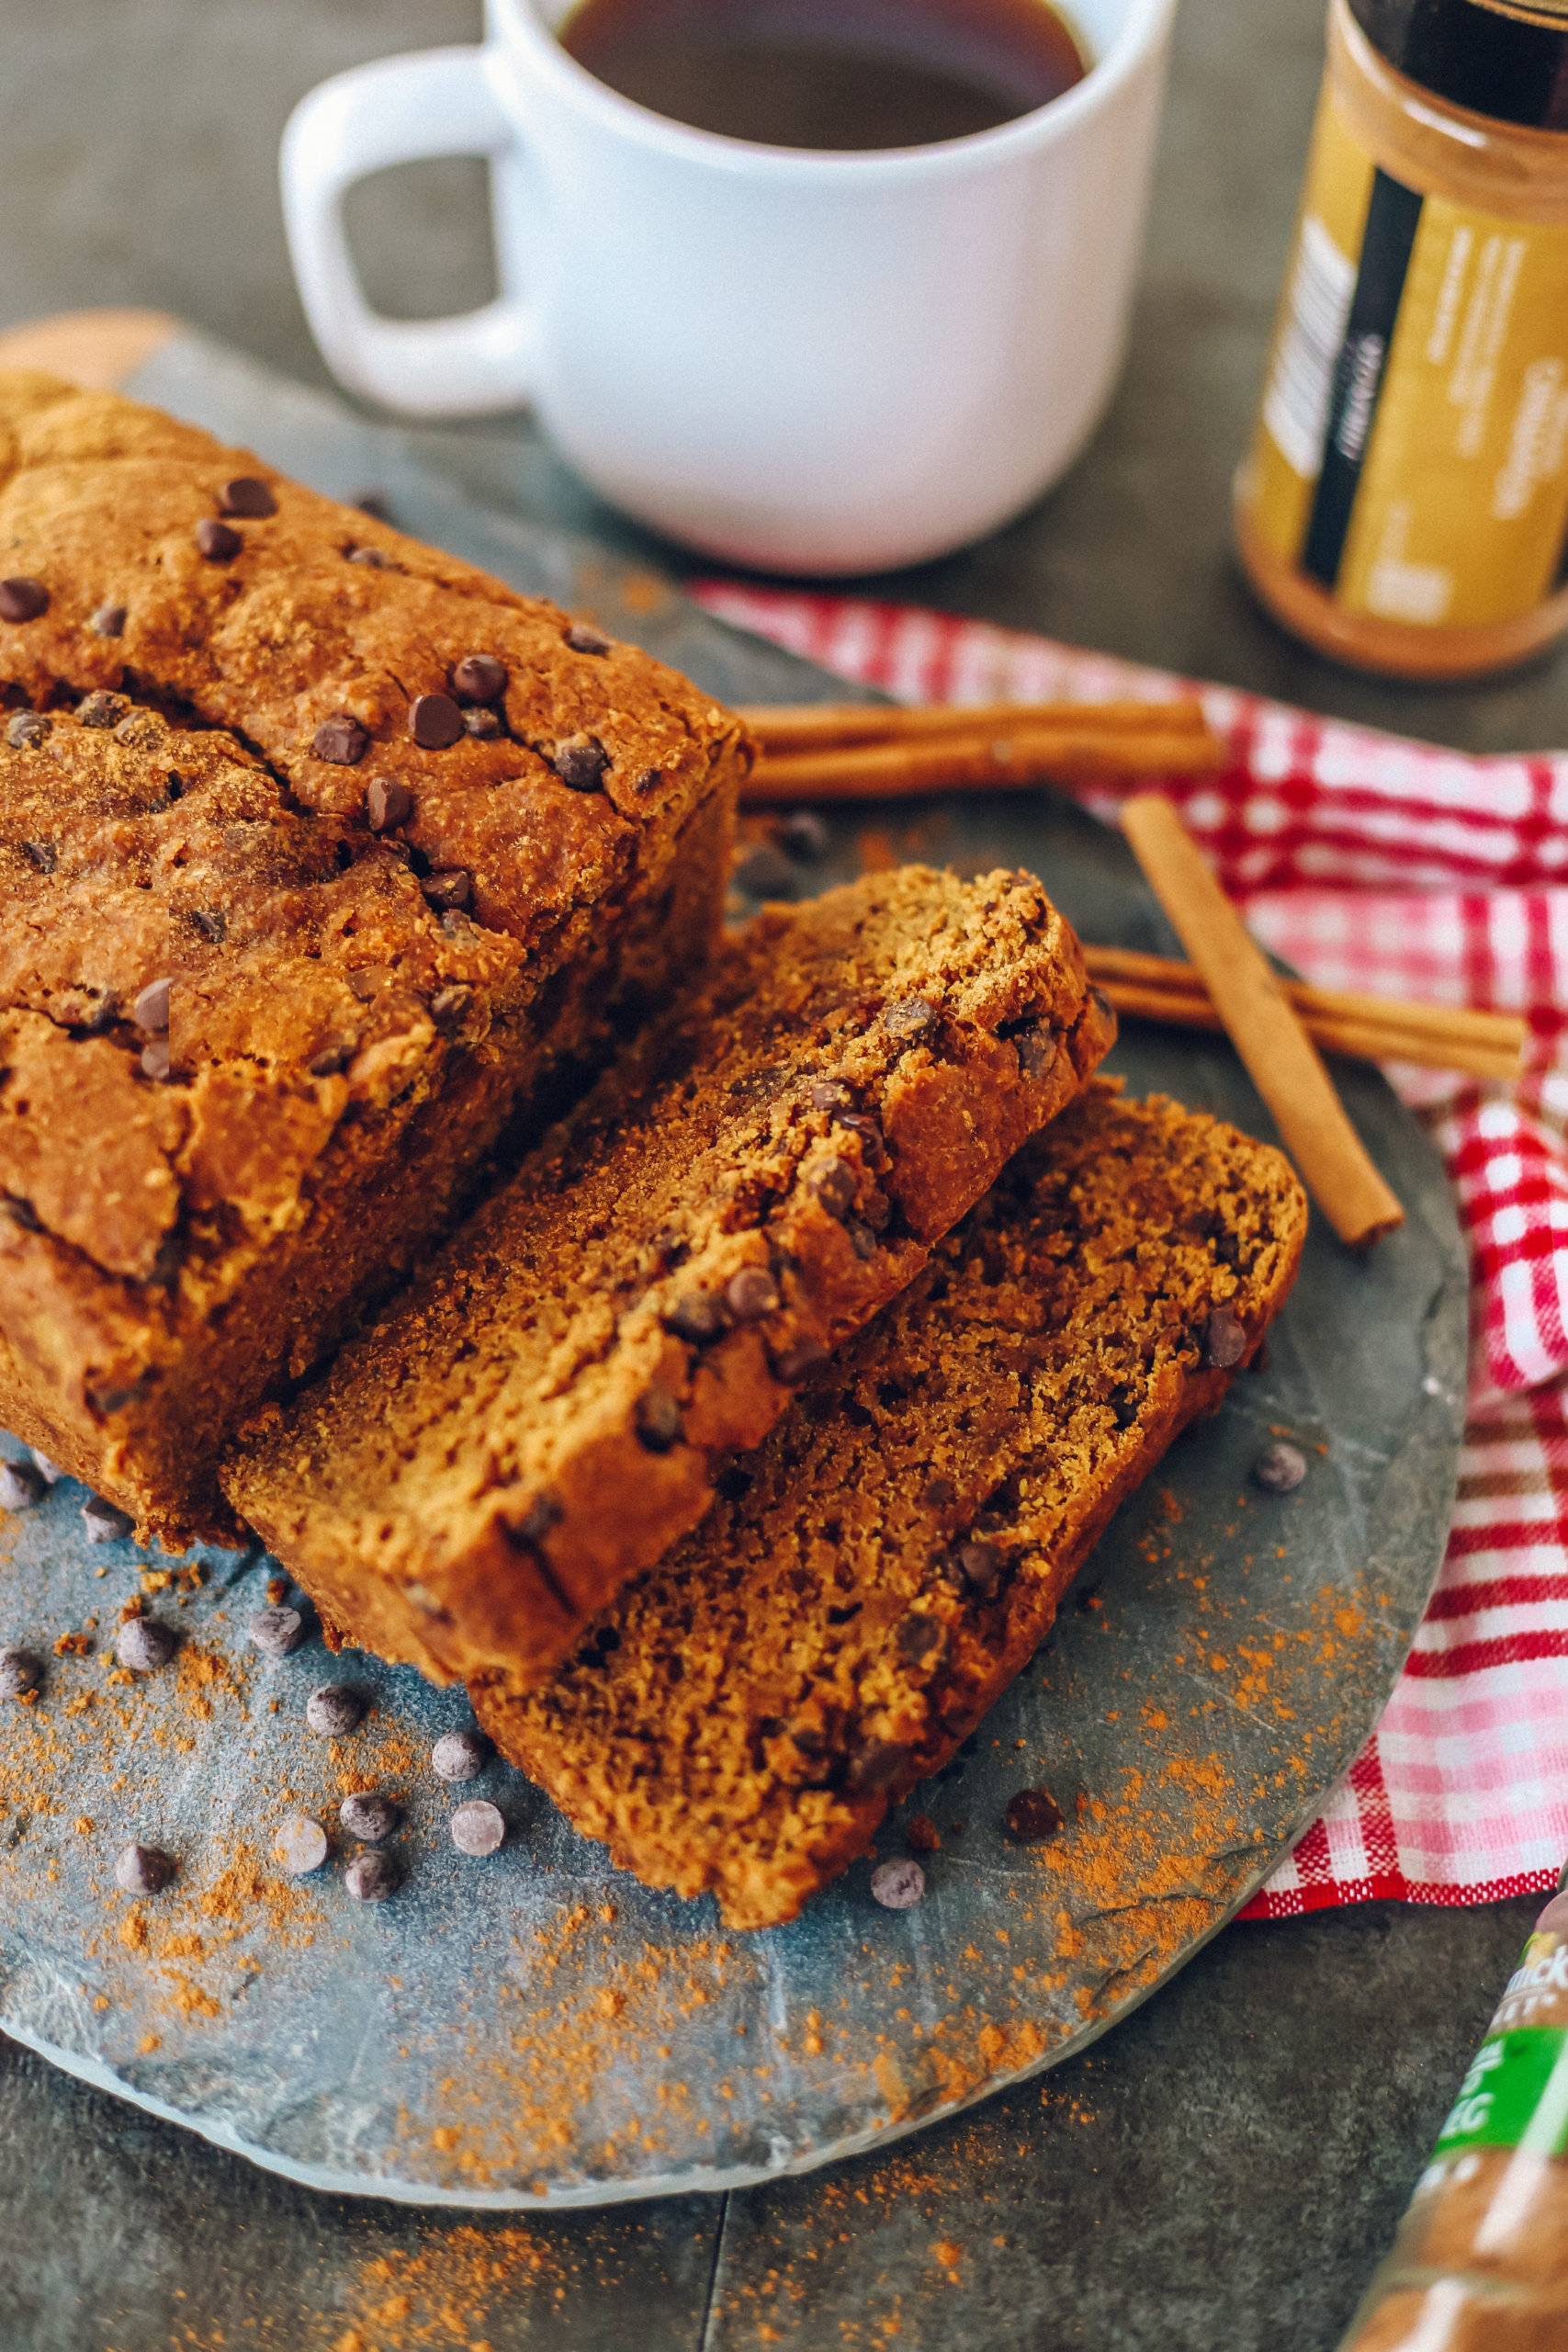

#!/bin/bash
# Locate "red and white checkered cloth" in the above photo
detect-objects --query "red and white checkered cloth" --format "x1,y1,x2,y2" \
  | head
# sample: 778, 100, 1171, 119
694, 583, 1568, 1917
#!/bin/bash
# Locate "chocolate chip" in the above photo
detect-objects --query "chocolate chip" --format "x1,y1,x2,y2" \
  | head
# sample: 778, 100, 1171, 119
1203, 1306, 1247, 1369
1014, 1023, 1057, 1079
0, 1460, 46, 1510
450, 1799, 506, 1856
346, 544, 390, 568
1253, 1442, 1307, 1493
88, 602, 128, 638
450, 654, 507, 705
115, 1841, 175, 1894
131, 976, 172, 1034
21, 840, 55, 874
6, 711, 48, 749
779, 811, 830, 864
920, 1476, 955, 1510
275, 1815, 329, 1874
190, 909, 226, 943
896, 1613, 942, 1662
957, 1540, 1000, 1598
0, 1648, 42, 1696
566, 623, 612, 656
430, 985, 472, 1031
195, 517, 242, 561
421, 869, 472, 913
810, 1080, 854, 1114
773, 1337, 829, 1386
344, 1851, 400, 1904
846, 1736, 912, 1795
551, 734, 608, 791
884, 998, 936, 1039
410, 693, 463, 750
727, 1266, 780, 1324
812, 1159, 857, 1219
666, 1291, 728, 1345
635, 1385, 683, 1453
309, 1041, 355, 1078
77, 690, 128, 729
870, 1858, 925, 1909
1005, 1787, 1065, 1842
0, 577, 47, 622
141, 1039, 172, 1083
30, 1449, 62, 1484
348, 965, 394, 1001
365, 778, 413, 832
516, 1490, 564, 1546
432, 1728, 491, 1782
312, 714, 369, 766
247, 1605, 304, 1659
83, 1495, 135, 1544
117, 1617, 175, 1671
306, 1684, 366, 1737
218, 477, 276, 518
732, 842, 796, 899
340, 1791, 400, 1844
462, 706, 502, 739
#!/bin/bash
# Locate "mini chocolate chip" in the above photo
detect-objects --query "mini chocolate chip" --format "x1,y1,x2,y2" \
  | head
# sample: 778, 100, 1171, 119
1253, 1441, 1307, 1493
773, 1337, 829, 1385
727, 1266, 780, 1324
921, 1476, 955, 1509
884, 998, 936, 1039
810, 1080, 855, 1114
463, 706, 502, 739
779, 811, 830, 864
635, 1385, 683, 1453
89, 602, 128, 638
248, 1605, 304, 1659
348, 965, 394, 1001
846, 1736, 912, 1795
30, 1449, 62, 1483
115, 1841, 175, 1894
432, 1728, 491, 1782
365, 778, 413, 832
0, 1648, 42, 1696
83, 1495, 135, 1544
340, 1791, 400, 1844
195, 517, 242, 561
732, 842, 796, 899
132, 976, 172, 1033
77, 690, 128, 729
344, 1850, 400, 1904
0, 577, 47, 623
218, 476, 276, 517
450, 1799, 506, 1856
421, 869, 472, 913
957, 1540, 1000, 1598
117, 1618, 175, 1671
312, 713, 368, 765
516, 1490, 564, 1546
849, 1221, 878, 1261
309, 1041, 355, 1077
666, 1291, 728, 1345
410, 693, 463, 750
1203, 1306, 1247, 1369
430, 985, 473, 1031
0, 1460, 46, 1510
21, 841, 55, 874
896, 1614, 942, 1662
1015, 1023, 1057, 1079
346, 544, 390, 568
450, 654, 507, 705
552, 733, 608, 791
870, 1858, 925, 1909
275, 1815, 329, 1875
566, 623, 612, 655
6, 711, 48, 749
812, 1159, 858, 1219
1004, 1787, 1065, 1842
190, 910, 226, 943
141, 1039, 172, 1082
306, 1684, 366, 1737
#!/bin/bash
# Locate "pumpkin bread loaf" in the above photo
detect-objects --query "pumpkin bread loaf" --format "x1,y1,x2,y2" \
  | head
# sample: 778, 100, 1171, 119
0, 375, 746, 1544
473, 1085, 1309, 1929
224, 866, 1117, 1690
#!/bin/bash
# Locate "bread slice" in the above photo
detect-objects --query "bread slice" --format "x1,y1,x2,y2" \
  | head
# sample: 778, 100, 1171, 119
472, 1085, 1309, 1929
0, 377, 744, 1544
224, 866, 1116, 1690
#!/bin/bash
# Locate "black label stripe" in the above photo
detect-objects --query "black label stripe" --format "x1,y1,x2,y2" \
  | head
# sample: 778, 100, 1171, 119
1302, 169, 1427, 592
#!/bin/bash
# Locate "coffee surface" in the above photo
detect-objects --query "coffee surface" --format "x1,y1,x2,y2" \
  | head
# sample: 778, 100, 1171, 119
558, 0, 1088, 150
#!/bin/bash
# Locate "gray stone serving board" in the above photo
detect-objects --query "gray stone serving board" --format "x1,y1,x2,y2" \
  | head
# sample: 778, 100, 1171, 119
0, 337, 1468, 2209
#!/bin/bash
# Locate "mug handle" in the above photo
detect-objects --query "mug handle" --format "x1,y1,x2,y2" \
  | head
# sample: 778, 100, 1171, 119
280, 47, 536, 418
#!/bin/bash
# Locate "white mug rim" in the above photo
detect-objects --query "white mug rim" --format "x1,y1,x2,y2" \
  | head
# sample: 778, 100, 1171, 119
490, 0, 1179, 178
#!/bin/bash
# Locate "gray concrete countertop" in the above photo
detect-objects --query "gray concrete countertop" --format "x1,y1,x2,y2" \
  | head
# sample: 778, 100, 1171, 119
0, 1, 1554, 2344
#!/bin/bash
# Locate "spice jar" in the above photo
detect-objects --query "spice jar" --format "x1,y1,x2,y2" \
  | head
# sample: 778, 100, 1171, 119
1337, 1878, 1568, 2346
1235, 0, 1568, 679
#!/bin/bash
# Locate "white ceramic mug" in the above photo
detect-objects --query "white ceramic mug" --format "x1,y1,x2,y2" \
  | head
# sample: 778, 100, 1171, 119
281, 0, 1178, 573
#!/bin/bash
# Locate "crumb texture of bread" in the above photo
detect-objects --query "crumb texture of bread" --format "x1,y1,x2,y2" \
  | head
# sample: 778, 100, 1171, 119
224, 865, 1117, 1691
474, 1086, 1309, 1930
0, 374, 745, 1543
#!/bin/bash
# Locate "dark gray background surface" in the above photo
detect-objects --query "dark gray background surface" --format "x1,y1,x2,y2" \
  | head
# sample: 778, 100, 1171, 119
0, 0, 1552, 2343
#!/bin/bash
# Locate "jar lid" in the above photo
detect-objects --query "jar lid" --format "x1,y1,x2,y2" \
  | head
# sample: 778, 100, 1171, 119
1350, 0, 1568, 127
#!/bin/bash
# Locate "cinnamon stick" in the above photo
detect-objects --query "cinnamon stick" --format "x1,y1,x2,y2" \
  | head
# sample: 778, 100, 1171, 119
1119, 794, 1405, 1248
739, 696, 1213, 750
742, 726, 1224, 805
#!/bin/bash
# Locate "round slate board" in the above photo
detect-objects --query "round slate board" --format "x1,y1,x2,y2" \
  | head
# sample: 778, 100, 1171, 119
0, 450, 1467, 2204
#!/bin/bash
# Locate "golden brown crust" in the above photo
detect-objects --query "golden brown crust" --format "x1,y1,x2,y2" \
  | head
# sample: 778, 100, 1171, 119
473, 1085, 1310, 1929
223, 866, 1117, 1690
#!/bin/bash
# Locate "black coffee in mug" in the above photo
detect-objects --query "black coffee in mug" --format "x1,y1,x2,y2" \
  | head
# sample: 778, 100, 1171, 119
558, 0, 1089, 151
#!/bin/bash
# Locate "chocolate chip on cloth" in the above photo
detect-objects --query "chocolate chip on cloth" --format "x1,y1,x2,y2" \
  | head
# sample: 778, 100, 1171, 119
1253, 1441, 1308, 1493
83, 1495, 135, 1544
432, 1728, 491, 1782
306, 1684, 366, 1737
870, 1858, 925, 1909
450, 1799, 506, 1856
340, 1791, 400, 1843
0, 1648, 42, 1697
344, 1850, 400, 1904
0, 1458, 46, 1510
116, 1617, 175, 1671
115, 1841, 175, 1894
247, 1605, 305, 1659
275, 1815, 329, 1875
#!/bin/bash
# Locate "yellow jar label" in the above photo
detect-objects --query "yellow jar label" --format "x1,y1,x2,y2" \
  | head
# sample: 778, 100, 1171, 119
1242, 81, 1568, 629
